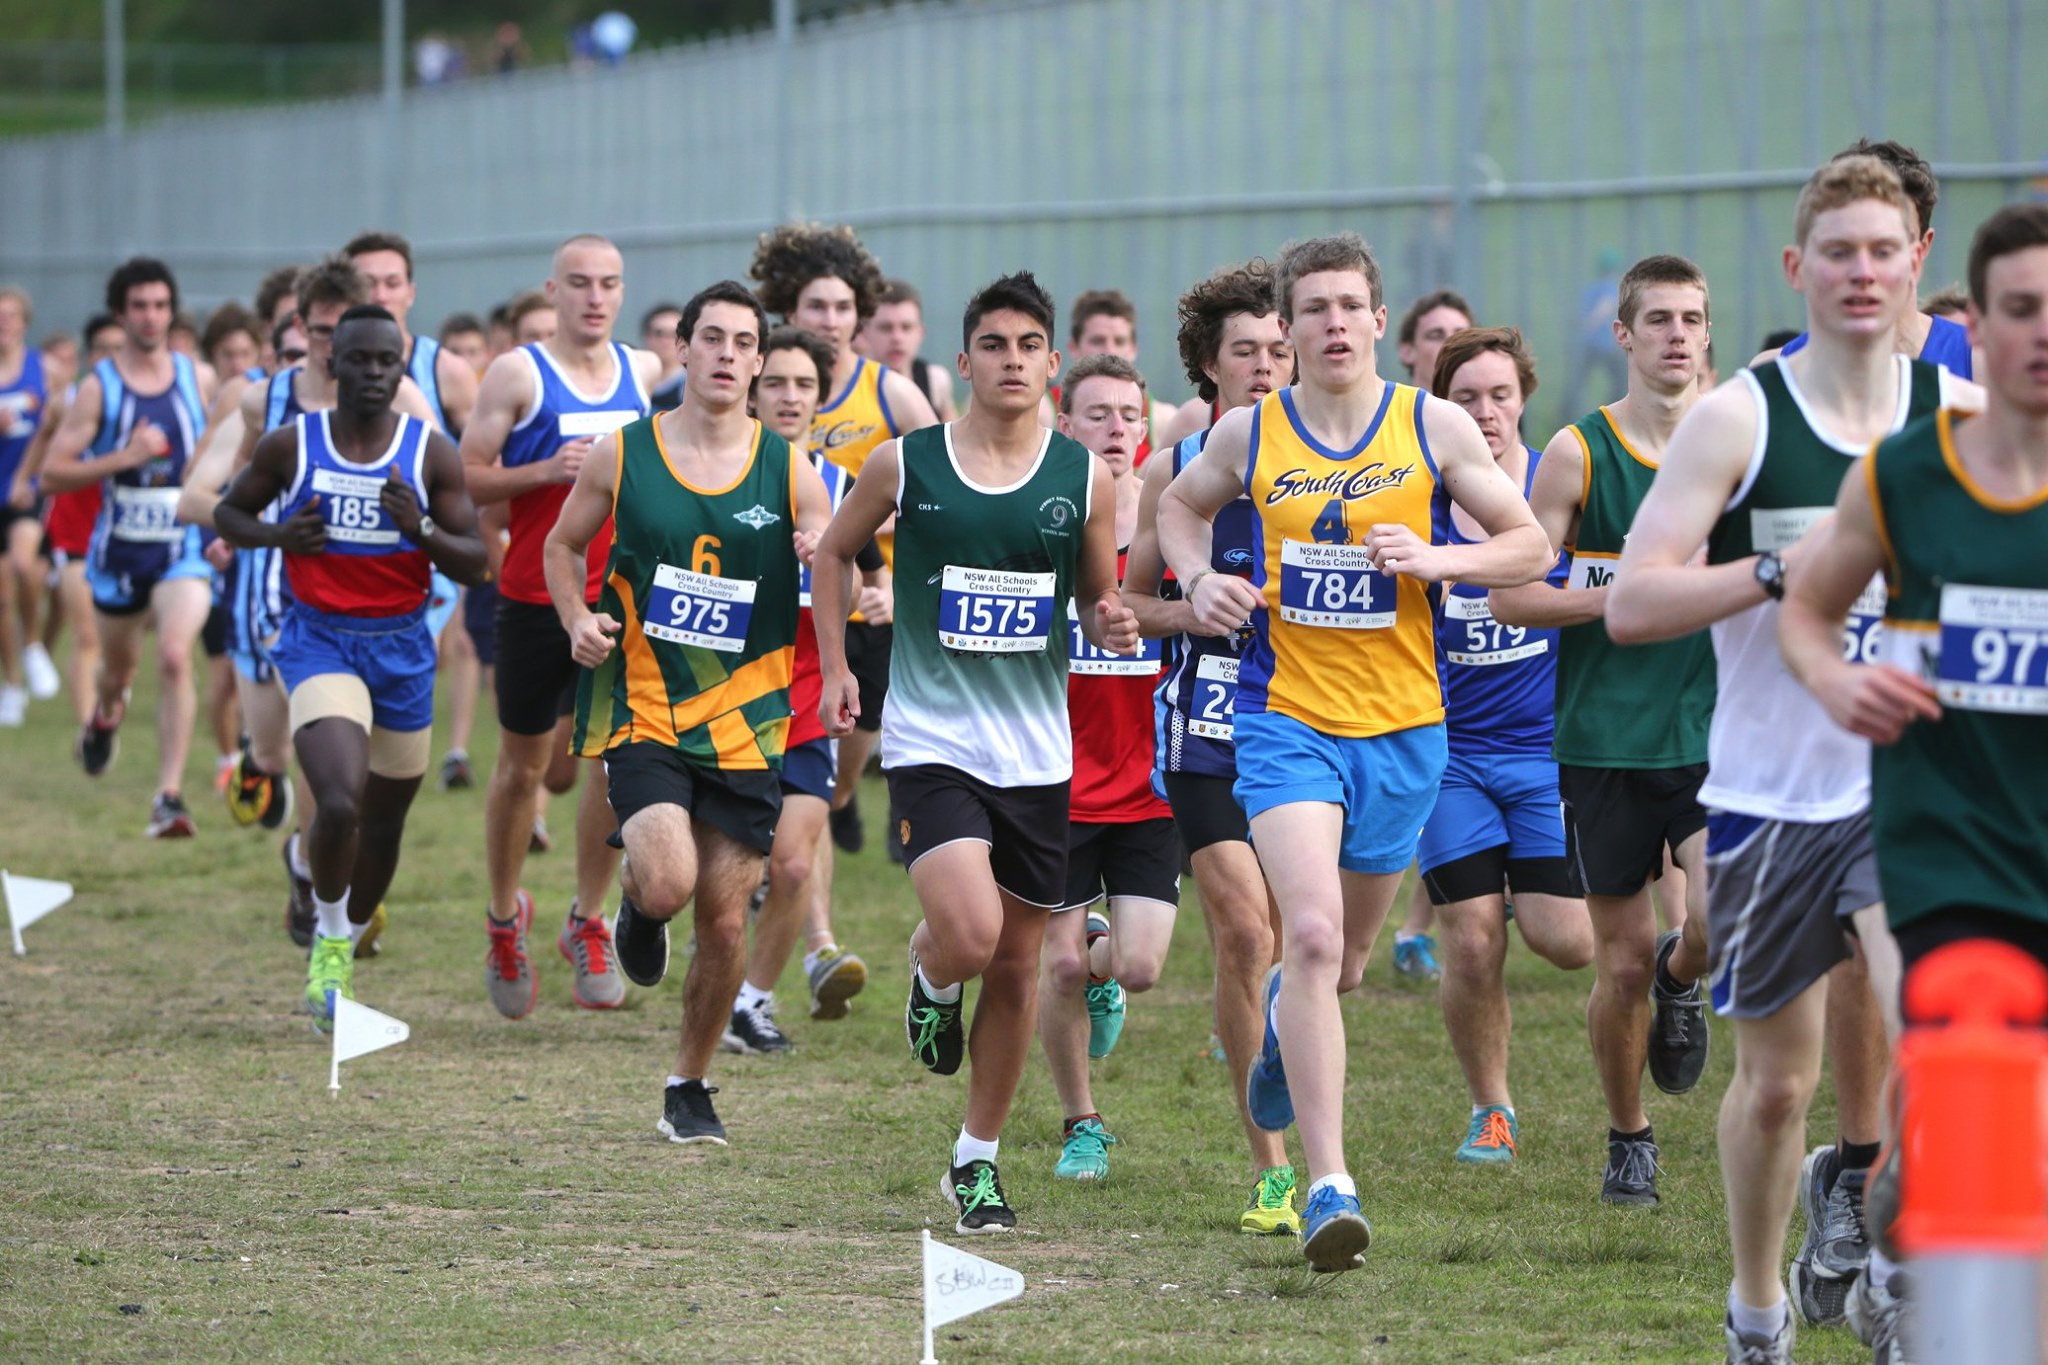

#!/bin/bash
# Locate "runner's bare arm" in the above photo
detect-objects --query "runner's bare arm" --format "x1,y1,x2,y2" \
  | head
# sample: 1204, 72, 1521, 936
1158, 404, 1261, 635
435, 349, 480, 436
38, 373, 124, 493
814, 439, 901, 735
543, 429, 623, 666
1488, 427, 1597, 628
459, 351, 554, 505
214, 427, 303, 550
392, 429, 487, 587
1122, 440, 1204, 640
1076, 454, 1139, 654
879, 367, 938, 434
1373, 396, 1549, 588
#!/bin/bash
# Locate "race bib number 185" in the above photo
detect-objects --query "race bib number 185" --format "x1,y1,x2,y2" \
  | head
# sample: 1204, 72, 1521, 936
645, 563, 756, 653
1278, 540, 1395, 629
938, 565, 1054, 653
1936, 582, 2048, 714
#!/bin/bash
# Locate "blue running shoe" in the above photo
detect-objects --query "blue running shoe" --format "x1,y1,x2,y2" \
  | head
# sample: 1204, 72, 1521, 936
1300, 1183, 1371, 1273
1246, 966, 1293, 1132
1455, 1105, 1518, 1164
1392, 933, 1443, 984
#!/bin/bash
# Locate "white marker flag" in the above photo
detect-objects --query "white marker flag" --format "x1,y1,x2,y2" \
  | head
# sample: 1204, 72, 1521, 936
4, 871, 74, 955
920, 1229, 1023, 1363
329, 996, 409, 1092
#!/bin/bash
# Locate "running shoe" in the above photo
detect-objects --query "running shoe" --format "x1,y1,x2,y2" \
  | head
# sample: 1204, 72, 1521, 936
304, 934, 354, 1033
722, 996, 794, 1054
1846, 1266, 1910, 1362
1600, 1133, 1661, 1206
612, 884, 670, 987
353, 902, 386, 960
1724, 1310, 1795, 1364
657, 1080, 728, 1147
1300, 1184, 1371, 1273
23, 642, 59, 700
76, 712, 118, 775
258, 768, 293, 831
558, 911, 625, 1009
829, 797, 863, 853
943, 1159, 1015, 1234
0, 683, 24, 727
1648, 929, 1710, 1094
528, 817, 552, 854
1246, 965, 1293, 1131
283, 835, 315, 948
1201, 1032, 1226, 1063
1790, 1145, 1867, 1326
805, 943, 867, 1020
1392, 933, 1443, 984
145, 791, 195, 839
214, 754, 236, 794
438, 750, 474, 791
1456, 1105, 1519, 1165
1239, 1165, 1302, 1236
1053, 1117, 1116, 1181
484, 890, 538, 1020
224, 750, 271, 827
905, 949, 964, 1075
1085, 977, 1126, 1059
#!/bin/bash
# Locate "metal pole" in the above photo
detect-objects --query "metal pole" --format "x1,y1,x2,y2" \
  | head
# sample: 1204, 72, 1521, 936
381, 0, 403, 224
103, 0, 123, 134
772, 0, 796, 223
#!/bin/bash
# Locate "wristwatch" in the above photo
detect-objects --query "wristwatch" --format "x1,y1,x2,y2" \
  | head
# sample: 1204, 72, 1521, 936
1754, 549, 1786, 601
415, 514, 437, 543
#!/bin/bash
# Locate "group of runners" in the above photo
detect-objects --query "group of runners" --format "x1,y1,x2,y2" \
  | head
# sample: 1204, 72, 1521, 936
3, 134, 2044, 1365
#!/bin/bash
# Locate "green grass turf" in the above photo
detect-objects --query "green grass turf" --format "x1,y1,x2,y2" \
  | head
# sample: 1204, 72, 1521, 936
0, 653, 1868, 1362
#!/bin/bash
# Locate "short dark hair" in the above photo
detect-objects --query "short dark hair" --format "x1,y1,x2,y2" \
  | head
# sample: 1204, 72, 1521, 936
962, 271, 1056, 350
335, 305, 399, 338
1833, 138, 1938, 236
1760, 328, 1801, 352
199, 302, 261, 368
105, 257, 179, 316
750, 222, 886, 323
680, 280, 768, 345
343, 230, 415, 280
1069, 289, 1138, 344
504, 290, 550, 332
82, 312, 118, 342
1919, 284, 1969, 319
1398, 289, 1474, 347
439, 312, 486, 342
639, 301, 684, 335
295, 255, 370, 315
1274, 233, 1383, 320
877, 278, 922, 311
254, 265, 301, 329
1176, 260, 1279, 404
757, 325, 836, 396
1058, 353, 1146, 414
1430, 326, 1539, 401
1617, 254, 1709, 328
1967, 203, 2048, 311
270, 316, 300, 357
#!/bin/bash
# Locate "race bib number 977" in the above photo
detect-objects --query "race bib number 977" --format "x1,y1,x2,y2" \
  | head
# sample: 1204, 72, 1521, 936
938, 565, 1054, 653
645, 563, 756, 653
1278, 540, 1395, 629
1936, 582, 2048, 714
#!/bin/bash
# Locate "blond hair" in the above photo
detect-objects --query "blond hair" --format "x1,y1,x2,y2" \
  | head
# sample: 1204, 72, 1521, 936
1793, 154, 1915, 248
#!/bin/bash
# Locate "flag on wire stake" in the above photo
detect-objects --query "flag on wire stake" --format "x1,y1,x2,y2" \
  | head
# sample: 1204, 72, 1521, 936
4, 870, 73, 956
920, 1228, 1023, 1363
330, 995, 409, 1094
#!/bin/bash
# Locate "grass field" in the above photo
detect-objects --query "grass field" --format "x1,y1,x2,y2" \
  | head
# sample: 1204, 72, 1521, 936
0, 660, 1870, 1362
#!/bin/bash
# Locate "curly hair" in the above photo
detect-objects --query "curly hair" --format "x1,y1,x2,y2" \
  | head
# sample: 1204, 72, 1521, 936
1176, 259, 1277, 404
749, 222, 886, 324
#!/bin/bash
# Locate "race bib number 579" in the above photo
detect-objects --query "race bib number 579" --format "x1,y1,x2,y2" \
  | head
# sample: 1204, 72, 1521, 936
1936, 583, 2048, 714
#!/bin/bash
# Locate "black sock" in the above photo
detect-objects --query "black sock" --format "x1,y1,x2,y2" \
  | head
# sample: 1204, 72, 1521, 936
1064, 1113, 1101, 1136
1838, 1139, 1880, 1172
1609, 1125, 1654, 1146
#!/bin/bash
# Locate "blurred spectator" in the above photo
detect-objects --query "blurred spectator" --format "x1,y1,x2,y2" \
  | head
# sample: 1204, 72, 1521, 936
439, 313, 491, 376
39, 332, 77, 394
415, 33, 465, 87
492, 22, 528, 76
169, 312, 200, 359
592, 12, 639, 64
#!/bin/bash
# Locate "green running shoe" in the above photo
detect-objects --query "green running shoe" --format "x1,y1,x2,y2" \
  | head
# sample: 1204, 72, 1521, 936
1085, 977, 1126, 1058
1054, 1117, 1117, 1181
305, 934, 355, 1033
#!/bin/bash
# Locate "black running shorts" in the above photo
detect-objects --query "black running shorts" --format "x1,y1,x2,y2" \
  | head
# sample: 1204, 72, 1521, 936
1059, 816, 1183, 911
494, 595, 582, 738
1558, 762, 1707, 898
601, 742, 782, 856
886, 763, 1069, 909
1422, 847, 1574, 907
1162, 770, 1250, 855
844, 620, 892, 735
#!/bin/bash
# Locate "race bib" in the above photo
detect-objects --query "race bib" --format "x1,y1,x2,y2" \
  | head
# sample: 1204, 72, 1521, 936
938, 565, 1054, 654
1067, 600, 1162, 675
1278, 540, 1395, 629
646, 563, 756, 652
1752, 506, 1884, 664
311, 467, 403, 546
556, 409, 640, 439
110, 486, 182, 543
1188, 652, 1238, 740
1566, 553, 1619, 591
1935, 582, 2048, 714
1443, 590, 1547, 667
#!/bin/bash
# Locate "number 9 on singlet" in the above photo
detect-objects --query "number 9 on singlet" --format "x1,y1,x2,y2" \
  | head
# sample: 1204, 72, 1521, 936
1278, 539, 1395, 629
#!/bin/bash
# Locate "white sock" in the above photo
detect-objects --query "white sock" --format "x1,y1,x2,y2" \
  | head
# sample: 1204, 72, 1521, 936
349, 917, 370, 946
803, 944, 836, 973
1395, 931, 1421, 945
1308, 1173, 1357, 1200
1867, 1248, 1898, 1290
666, 1074, 700, 1089
953, 1127, 998, 1167
313, 890, 350, 941
735, 982, 770, 1011
917, 963, 962, 1004
1727, 1284, 1788, 1337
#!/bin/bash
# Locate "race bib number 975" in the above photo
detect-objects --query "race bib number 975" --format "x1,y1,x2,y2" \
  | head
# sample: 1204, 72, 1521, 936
1936, 582, 2048, 714
938, 565, 1054, 653
1278, 540, 1395, 629
645, 563, 756, 653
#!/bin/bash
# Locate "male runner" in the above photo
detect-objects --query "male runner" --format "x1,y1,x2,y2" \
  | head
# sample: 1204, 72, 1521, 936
40, 258, 217, 837
213, 305, 486, 1028
1780, 200, 2048, 1364
1612, 157, 1967, 1364
1419, 327, 1592, 1165
749, 223, 936, 855
462, 234, 660, 1017
1037, 354, 1179, 1183
1048, 290, 1178, 453
859, 278, 956, 420
1124, 257, 1301, 1231
549, 281, 830, 1145
438, 314, 491, 378
345, 232, 480, 437
1488, 253, 1717, 1209
640, 301, 683, 408
0, 285, 49, 724
1385, 286, 1478, 983
1157, 233, 1551, 1271
814, 272, 1137, 1232
721, 325, 881, 1053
